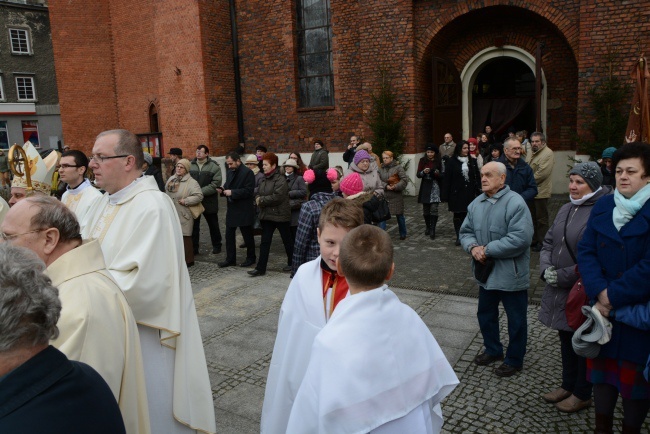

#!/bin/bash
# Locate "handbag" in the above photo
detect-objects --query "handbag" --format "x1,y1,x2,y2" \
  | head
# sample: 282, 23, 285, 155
189, 202, 205, 219
562, 216, 589, 330
473, 257, 495, 284
370, 196, 391, 223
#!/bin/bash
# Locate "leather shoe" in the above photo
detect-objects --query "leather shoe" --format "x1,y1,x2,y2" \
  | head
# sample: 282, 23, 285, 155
474, 352, 504, 366
240, 259, 256, 267
282, 265, 292, 272
399, 235, 406, 240
186, 262, 195, 268
542, 387, 571, 403
555, 395, 592, 413
212, 246, 222, 254
494, 363, 522, 377
218, 261, 235, 268
239, 243, 246, 248
248, 269, 265, 277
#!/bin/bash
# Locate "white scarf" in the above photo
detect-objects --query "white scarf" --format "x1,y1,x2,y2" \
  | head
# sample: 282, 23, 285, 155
457, 156, 469, 182
569, 186, 602, 206
613, 183, 650, 231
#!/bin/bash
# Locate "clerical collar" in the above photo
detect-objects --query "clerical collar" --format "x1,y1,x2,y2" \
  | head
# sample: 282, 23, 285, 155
66, 178, 92, 194
108, 177, 144, 205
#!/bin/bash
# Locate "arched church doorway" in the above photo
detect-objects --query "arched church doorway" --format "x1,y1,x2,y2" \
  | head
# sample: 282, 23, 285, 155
471, 57, 535, 141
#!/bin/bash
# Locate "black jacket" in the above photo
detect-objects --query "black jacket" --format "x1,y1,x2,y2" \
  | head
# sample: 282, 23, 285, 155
441, 156, 481, 213
0, 346, 126, 434
145, 165, 165, 191
223, 164, 255, 228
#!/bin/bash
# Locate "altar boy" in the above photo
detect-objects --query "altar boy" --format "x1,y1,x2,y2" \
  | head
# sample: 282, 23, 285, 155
287, 225, 459, 433
261, 198, 364, 433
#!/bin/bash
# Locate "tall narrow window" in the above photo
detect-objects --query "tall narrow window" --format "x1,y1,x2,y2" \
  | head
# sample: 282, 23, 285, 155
15, 76, 36, 101
0, 121, 8, 150
297, 0, 334, 108
9, 28, 31, 54
0, 76, 4, 101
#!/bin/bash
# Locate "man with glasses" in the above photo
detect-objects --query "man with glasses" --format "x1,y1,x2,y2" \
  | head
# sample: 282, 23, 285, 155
59, 149, 101, 227
1, 196, 149, 434
497, 137, 537, 203
82, 129, 216, 434
190, 144, 222, 255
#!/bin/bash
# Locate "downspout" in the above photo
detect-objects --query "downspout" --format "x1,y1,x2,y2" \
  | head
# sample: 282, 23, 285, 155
229, 0, 245, 148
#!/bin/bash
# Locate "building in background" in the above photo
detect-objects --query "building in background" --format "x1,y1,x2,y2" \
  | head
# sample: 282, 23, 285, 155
0, 0, 61, 151
48, 1, 650, 193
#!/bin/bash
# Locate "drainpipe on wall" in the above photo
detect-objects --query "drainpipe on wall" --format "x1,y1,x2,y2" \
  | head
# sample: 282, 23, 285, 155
229, 0, 245, 149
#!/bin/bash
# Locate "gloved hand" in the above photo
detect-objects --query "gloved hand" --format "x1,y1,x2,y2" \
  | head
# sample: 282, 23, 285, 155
544, 266, 558, 285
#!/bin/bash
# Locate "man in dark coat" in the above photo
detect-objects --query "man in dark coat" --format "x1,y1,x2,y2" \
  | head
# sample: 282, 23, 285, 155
190, 144, 223, 254
497, 138, 538, 202
0, 244, 126, 434
219, 152, 256, 267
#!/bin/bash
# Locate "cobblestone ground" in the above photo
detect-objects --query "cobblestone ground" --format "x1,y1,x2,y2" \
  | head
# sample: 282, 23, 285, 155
190, 192, 650, 433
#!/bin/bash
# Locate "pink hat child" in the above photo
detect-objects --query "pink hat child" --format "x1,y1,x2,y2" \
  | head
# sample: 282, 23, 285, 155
339, 172, 364, 197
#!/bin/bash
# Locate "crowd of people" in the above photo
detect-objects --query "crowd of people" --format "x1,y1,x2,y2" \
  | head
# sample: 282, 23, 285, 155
1, 127, 650, 433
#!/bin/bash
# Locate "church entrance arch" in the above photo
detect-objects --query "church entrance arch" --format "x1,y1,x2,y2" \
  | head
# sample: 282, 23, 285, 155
460, 46, 547, 141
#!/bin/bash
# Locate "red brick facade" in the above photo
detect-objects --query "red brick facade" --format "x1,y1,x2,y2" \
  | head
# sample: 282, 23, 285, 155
49, 0, 648, 155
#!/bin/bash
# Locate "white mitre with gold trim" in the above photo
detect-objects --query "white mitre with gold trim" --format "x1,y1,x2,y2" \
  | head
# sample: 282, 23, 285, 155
11, 141, 59, 195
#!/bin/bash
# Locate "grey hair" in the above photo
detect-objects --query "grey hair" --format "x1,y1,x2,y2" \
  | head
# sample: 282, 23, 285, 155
503, 137, 520, 149
531, 131, 546, 142
0, 244, 61, 352
493, 161, 507, 176
25, 196, 82, 243
96, 129, 145, 168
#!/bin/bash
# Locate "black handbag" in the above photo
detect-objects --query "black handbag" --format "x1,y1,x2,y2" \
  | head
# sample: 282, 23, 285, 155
370, 196, 391, 223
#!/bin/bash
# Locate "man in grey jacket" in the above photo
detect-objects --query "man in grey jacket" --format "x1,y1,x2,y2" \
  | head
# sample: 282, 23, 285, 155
460, 161, 533, 378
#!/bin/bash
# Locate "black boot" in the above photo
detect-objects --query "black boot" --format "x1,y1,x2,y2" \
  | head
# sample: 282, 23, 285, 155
453, 217, 462, 246
430, 216, 438, 240
423, 215, 431, 236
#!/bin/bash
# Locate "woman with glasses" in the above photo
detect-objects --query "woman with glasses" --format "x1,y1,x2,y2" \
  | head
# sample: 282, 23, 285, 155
165, 158, 203, 267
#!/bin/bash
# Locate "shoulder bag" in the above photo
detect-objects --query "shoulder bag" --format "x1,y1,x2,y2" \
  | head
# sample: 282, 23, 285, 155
562, 214, 589, 330
180, 178, 205, 219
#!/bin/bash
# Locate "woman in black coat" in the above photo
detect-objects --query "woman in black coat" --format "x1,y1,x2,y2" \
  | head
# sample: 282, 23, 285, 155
416, 144, 443, 239
441, 140, 481, 245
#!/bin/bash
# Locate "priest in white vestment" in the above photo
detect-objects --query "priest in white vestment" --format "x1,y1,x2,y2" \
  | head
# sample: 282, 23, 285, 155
1, 196, 150, 434
81, 129, 216, 434
287, 225, 459, 433
59, 150, 102, 228
0, 196, 8, 224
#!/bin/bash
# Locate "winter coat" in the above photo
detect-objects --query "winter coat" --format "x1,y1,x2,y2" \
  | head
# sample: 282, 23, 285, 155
348, 161, 385, 196
538, 186, 612, 331
145, 165, 165, 192
165, 173, 204, 236
416, 157, 442, 204
223, 164, 255, 228
601, 165, 615, 188
577, 194, 650, 366
309, 148, 329, 171
441, 156, 481, 213
379, 161, 407, 215
257, 170, 291, 222
459, 185, 533, 291
190, 158, 222, 214
526, 145, 555, 199
286, 173, 307, 226
497, 155, 538, 202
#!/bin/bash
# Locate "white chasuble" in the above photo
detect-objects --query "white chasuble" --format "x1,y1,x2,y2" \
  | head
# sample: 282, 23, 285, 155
61, 178, 102, 230
286, 286, 459, 434
262, 256, 334, 434
82, 177, 216, 434
48, 239, 150, 434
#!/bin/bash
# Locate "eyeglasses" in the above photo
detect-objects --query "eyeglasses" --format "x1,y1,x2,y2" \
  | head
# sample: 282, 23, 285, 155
0, 229, 43, 241
90, 154, 130, 164
58, 164, 80, 169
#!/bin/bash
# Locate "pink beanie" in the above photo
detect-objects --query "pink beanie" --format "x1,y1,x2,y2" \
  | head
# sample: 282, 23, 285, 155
340, 172, 364, 196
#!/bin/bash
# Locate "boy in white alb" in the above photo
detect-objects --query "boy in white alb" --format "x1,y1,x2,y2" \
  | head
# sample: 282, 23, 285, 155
287, 225, 459, 433
261, 198, 365, 433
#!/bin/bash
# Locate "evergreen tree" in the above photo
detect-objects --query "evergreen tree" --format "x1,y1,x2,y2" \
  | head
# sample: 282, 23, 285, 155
367, 68, 406, 159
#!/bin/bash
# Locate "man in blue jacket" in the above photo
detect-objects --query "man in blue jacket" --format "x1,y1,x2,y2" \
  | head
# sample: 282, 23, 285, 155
460, 161, 533, 378
498, 138, 537, 202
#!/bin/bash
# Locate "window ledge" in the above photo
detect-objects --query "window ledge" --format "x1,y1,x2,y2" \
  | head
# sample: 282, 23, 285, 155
297, 106, 335, 112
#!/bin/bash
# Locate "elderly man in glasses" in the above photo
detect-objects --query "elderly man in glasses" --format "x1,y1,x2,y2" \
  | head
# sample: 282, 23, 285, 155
59, 149, 102, 227
0, 196, 149, 434
81, 129, 216, 434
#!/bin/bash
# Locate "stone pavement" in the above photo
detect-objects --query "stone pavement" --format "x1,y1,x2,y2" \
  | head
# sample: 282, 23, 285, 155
191, 194, 649, 433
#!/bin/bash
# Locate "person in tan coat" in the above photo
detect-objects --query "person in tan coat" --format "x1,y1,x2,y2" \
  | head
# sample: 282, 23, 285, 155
526, 132, 555, 251
165, 158, 204, 266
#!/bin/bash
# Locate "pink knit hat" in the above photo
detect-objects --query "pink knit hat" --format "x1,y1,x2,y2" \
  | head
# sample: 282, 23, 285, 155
339, 172, 364, 196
